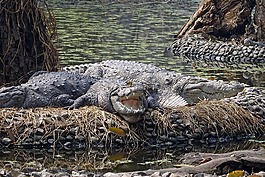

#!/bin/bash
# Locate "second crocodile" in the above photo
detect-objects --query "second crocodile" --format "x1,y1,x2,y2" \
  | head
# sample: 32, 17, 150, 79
170, 34, 265, 68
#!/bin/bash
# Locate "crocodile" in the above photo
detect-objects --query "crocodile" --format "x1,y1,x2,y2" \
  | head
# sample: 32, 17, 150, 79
67, 78, 150, 123
63, 60, 265, 119
69, 78, 189, 123
0, 60, 255, 123
0, 72, 150, 122
0, 71, 187, 123
63, 60, 246, 104
170, 34, 265, 67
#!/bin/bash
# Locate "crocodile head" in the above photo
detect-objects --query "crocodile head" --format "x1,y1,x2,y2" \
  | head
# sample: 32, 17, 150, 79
0, 86, 26, 108
67, 79, 149, 123
174, 77, 246, 104
108, 81, 148, 123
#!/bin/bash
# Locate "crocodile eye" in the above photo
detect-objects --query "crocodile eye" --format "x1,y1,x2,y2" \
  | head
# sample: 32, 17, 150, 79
126, 81, 133, 87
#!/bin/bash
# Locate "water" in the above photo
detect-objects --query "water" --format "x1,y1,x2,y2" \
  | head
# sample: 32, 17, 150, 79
54, 1, 195, 67
0, 140, 261, 173
1, 0, 264, 174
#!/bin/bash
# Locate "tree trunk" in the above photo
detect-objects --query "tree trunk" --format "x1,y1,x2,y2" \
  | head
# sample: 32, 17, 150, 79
254, 0, 265, 42
176, 0, 265, 42
0, 0, 59, 87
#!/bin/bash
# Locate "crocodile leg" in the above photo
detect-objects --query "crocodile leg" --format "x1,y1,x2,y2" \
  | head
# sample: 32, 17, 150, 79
67, 92, 97, 109
0, 86, 26, 108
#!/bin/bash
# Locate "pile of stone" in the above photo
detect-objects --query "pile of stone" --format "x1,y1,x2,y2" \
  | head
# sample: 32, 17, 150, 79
1, 101, 264, 150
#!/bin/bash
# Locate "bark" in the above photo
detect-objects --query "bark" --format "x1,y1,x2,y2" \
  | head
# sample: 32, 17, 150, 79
176, 0, 265, 42
254, 0, 265, 42
0, 0, 59, 87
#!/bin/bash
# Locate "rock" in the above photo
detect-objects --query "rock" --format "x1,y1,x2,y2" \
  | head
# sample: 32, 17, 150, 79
47, 138, 54, 144
121, 174, 131, 177
39, 170, 54, 177
66, 135, 74, 141
75, 135, 85, 141
175, 136, 187, 141
63, 142, 72, 149
2, 137, 12, 145
0, 169, 6, 176
151, 171, 161, 177
8, 169, 22, 177
33, 135, 42, 141
35, 128, 44, 135
56, 171, 72, 177
254, 171, 265, 177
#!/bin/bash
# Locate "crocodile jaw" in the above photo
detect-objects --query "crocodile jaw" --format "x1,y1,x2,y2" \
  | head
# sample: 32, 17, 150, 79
174, 77, 246, 104
110, 91, 147, 123
183, 80, 246, 103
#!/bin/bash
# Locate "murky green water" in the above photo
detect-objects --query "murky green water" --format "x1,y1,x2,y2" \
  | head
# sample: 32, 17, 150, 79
55, 0, 196, 68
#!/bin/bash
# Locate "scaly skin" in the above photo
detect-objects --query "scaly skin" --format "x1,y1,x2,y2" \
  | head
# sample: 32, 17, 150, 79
224, 87, 265, 120
170, 35, 265, 67
1, 61, 256, 123
0, 71, 97, 108
66, 76, 189, 123
63, 60, 163, 78
0, 71, 154, 123
63, 60, 246, 104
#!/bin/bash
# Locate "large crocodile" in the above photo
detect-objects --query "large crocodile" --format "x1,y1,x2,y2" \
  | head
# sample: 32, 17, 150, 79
67, 78, 150, 123
170, 34, 265, 67
0, 71, 154, 123
1, 60, 262, 123
0, 70, 188, 123
63, 60, 246, 104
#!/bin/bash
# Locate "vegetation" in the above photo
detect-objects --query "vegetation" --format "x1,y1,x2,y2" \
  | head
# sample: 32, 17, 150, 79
0, 0, 58, 86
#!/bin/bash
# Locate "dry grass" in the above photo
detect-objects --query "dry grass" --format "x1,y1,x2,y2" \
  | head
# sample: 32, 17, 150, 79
0, 101, 264, 150
0, 106, 141, 150
175, 100, 265, 137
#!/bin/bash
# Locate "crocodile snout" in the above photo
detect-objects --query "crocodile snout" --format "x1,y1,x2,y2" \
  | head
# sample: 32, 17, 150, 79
110, 84, 148, 123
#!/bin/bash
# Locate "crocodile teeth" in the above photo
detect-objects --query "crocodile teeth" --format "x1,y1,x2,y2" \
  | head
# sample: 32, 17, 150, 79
120, 92, 143, 110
